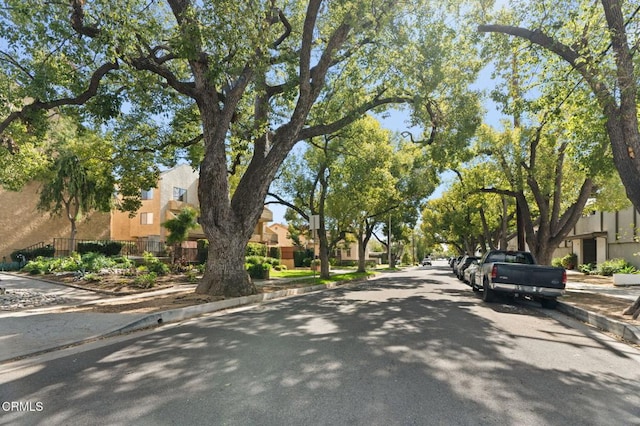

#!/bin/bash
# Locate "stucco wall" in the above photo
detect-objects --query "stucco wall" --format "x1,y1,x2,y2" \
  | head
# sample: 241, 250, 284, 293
0, 182, 110, 260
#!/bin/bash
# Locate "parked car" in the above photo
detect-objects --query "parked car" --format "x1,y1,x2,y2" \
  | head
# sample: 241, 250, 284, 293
421, 257, 432, 266
473, 250, 566, 308
450, 255, 463, 272
462, 259, 479, 285
456, 255, 478, 280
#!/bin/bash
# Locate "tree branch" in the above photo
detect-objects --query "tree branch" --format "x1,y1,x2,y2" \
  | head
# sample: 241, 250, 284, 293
0, 61, 119, 138
297, 95, 412, 141
70, 0, 100, 38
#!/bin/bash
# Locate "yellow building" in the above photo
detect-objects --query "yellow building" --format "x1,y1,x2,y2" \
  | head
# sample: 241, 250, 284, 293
0, 182, 110, 261
110, 164, 275, 247
1, 164, 275, 259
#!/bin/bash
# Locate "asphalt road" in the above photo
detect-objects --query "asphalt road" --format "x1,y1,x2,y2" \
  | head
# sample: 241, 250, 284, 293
2, 261, 640, 425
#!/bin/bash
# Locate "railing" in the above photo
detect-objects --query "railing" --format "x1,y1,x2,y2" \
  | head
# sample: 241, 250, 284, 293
53, 238, 167, 258
172, 247, 200, 264
19, 241, 47, 252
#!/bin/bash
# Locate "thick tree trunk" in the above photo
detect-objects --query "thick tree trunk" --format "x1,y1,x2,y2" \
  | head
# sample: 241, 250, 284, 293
622, 296, 640, 319
499, 196, 509, 250
195, 233, 256, 297
530, 245, 556, 266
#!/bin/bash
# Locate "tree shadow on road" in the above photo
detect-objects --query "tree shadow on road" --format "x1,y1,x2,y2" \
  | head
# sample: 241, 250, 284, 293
3, 277, 640, 425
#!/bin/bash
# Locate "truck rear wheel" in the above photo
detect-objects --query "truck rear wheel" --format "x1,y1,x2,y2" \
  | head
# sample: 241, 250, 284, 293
482, 280, 496, 303
540, 298, 558, 309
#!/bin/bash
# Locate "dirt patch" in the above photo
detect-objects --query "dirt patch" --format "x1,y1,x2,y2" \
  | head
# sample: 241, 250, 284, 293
567, 273, 615, 286
57, 291, 219, 314
45, 272, 192, 294
25, 272, 317, 314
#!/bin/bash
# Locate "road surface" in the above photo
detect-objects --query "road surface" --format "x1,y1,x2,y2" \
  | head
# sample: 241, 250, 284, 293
2, 261, 640, 425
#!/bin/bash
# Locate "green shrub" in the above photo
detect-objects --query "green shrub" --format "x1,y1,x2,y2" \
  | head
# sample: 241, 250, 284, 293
597, 258, 635, 276
81, 252, 117, 272
185, 266, 200, 283
293, 251, 307, 267
142, 251, 170, 276
578, 263, 597, 274
134, 272, 157, 288
11, 245, 55, 262
618, 265, 639, 274
268, 246, 281, 259
264, 257, 281, 267
273, 264, 287, 271
247, 262, 271, 279
77, 241, 123, 256
112, 256, 134, 269
197, 239, 209, 264
82, 273, 102, 282
559, 253, 577, 269
365, 260, 378, 269
245, 255, 265, 265
551, 257, 564, 267
246, 242, 267, 257
22, 257, 51, 274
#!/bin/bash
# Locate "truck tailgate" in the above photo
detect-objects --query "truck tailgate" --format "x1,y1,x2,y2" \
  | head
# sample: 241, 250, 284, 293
492, 263, 565, 289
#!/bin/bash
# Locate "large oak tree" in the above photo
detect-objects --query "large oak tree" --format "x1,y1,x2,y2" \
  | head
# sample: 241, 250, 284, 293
0, 1, 480, 296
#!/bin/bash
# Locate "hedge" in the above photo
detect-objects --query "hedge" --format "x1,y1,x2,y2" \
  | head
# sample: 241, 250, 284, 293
10, 245, 55, 262
77, 241, 124, 256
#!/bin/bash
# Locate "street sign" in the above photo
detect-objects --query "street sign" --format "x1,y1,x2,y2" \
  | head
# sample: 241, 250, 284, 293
310, 214, 320, 230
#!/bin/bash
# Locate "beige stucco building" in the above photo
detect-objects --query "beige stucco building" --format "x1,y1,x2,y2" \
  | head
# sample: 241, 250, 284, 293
553, 205, 640, 268
110, 164, 202, 244
0, 182, 110, 260
112, 164, 277, 247
1, 164, 276, 260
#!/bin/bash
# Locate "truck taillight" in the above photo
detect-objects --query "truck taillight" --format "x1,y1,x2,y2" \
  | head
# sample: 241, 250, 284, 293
491, 265, 498, 279
562, 269, 567, 285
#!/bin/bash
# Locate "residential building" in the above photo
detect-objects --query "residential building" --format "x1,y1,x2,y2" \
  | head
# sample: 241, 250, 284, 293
553, 205, 640, 268
111, 164, 276, 248
1, 164, 275, 259
269, 221, 380, 268
0, 181, 110, 261
110, 164, 202, 244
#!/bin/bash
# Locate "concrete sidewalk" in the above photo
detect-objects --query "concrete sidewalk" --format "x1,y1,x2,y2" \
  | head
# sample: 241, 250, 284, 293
2, 270, 640, 364
0, 272, 359, 363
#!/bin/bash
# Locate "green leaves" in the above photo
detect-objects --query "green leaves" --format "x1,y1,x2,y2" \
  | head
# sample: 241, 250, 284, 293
163, 207, 198, 245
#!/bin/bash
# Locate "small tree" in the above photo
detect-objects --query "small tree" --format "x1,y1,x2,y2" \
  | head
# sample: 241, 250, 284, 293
38, 152, 113, 249
162, 207, 198, 246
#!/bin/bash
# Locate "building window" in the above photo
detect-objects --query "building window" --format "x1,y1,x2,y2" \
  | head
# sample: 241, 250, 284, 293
140, 212, 153, 225
173, 187, 187, 202
141, 189, 153, 200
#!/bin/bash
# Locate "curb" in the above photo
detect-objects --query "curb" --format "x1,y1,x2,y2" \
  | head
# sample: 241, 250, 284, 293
0, 279, 370, 364
557, 301, 640, 344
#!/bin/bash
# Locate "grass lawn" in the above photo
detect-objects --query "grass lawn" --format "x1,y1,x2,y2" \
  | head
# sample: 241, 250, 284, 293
268, 268, 375, 285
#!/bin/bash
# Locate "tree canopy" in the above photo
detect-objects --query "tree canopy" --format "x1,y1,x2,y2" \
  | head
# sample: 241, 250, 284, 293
0, 0, 481, 296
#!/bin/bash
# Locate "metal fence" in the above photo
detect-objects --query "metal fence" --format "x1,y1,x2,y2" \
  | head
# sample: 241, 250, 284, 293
52, 238, 167, 258
50, 238, 203, 264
